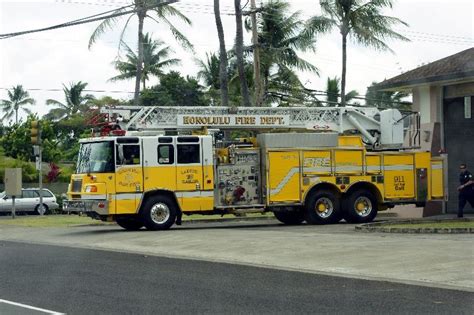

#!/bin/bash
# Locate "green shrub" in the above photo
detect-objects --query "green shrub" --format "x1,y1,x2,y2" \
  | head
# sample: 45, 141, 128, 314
58, 166, 75, 182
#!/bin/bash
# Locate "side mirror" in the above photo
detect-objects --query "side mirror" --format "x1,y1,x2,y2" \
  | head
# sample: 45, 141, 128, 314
2, 195, 8, 200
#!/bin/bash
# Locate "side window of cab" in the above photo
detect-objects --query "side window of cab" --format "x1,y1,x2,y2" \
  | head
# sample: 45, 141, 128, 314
117, 145, 141, 165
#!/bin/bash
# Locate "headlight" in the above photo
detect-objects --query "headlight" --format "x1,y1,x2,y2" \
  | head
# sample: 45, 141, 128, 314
85, 185, 98, 193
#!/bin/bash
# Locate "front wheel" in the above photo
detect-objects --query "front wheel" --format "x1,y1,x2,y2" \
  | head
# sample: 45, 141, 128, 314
273, 207, 305, 225
304, 190, 341, 224
116, 217, 144, 231
342, 190, 378, 223
141, 196, 177, 231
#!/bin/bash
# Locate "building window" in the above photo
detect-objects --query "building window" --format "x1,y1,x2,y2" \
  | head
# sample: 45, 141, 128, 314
158, 145, 174, 164
177, 144, 200, 164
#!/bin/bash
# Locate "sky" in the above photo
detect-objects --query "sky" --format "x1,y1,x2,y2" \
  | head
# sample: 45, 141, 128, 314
0, 0, 473, 124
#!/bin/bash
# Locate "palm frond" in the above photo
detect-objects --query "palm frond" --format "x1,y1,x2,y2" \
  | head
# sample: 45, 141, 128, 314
152, 14, 194, 52
116, 13, 135, 55
46, 99, 68, 109
88, 8, 127, 49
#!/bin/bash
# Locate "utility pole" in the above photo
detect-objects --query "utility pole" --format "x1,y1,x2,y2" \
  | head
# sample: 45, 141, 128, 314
31, 120, 44, 215
250, 0, 262, 106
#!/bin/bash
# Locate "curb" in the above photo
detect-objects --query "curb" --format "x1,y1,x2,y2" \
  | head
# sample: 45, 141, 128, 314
356, 218, 474, 234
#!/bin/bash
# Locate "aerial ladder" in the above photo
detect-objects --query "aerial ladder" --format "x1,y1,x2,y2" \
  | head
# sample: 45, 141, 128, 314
97, 105, 419, 149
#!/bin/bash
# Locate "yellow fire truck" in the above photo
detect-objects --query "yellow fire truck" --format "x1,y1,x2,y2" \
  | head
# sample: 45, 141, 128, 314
63, 106, 445, 230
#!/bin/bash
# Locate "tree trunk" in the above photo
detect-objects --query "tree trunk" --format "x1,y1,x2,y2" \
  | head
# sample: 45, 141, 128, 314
340, 33, 347, 107
134, 5, 146, 106
250, 0, 262, 106
15, 108, 18, 124
214, 0, 229, 107
234, 0, 251, 107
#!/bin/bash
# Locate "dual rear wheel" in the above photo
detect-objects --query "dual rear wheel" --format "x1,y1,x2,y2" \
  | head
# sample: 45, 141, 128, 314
304, 189, 378, 225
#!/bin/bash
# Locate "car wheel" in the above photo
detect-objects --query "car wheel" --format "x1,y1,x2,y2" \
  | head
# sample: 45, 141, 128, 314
273, 207, 305, 225
116, 217, 144, 231
141, 195, 177, 231
342, 190, 378, 223
35, 204, 49, 215
304, 190, 341, 225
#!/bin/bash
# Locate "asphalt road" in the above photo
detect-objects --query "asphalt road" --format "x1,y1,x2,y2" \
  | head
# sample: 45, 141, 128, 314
0, 241, 472, 315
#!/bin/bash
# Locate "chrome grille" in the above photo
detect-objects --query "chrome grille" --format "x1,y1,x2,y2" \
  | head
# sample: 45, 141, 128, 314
72, 179, 82, 192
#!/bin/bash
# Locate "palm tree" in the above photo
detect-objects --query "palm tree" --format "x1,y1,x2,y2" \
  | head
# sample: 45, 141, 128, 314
0, 85, 35, 124
196, 53, 221, 91
325, 76, 358, 105
88, 0, 192, 105
307, 0, 409, 106
45, 82, 95, 120
255, 0, 319, 104
214, 0, 230, 107
110, 33, 180, 89
366, 81, 411, 110
234, 0, 251, 106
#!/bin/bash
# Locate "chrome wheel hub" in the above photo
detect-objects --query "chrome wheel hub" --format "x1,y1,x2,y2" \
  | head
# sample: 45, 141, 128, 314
315, 197, 334, 218
354, 196, 372, 217
150, 203, 170, 224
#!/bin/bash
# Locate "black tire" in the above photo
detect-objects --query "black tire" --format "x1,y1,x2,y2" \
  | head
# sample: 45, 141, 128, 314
304, 190, 341, 224
342, 190, 378, 224
141, 195, 177, 231
34, 204, 49, 215
116, 217, 143, 231
273, 208, 305, 225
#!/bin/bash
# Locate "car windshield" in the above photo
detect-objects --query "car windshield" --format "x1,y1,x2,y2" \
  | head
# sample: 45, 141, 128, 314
76, 141, 114, 174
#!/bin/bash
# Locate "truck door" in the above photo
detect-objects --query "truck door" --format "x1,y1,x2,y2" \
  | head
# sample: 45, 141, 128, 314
176, 136, 213, 211
115, 140, 144, 214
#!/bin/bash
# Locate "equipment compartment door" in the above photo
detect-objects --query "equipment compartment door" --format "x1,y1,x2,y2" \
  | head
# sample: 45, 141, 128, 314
383, 154, 415, 199
430, 159, 445, 199
268, 151, 300, 203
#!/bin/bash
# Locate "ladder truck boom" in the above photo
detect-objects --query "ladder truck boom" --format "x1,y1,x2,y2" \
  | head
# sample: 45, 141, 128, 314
99, 105, 412, 148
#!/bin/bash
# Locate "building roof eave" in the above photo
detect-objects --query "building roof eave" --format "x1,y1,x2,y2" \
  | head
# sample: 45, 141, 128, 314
372, 70, 474, 92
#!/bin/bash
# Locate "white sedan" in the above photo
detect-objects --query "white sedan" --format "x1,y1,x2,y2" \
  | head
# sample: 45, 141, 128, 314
0, 188, 59, 214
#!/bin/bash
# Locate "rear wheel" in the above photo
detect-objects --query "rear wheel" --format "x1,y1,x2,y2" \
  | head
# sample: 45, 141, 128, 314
342, 190, 378, 223
304, 190, 341, 224
273, 207, 304, 225
116, 217, 143, 231
141, 195, 177, 231
35, 204, 49, 215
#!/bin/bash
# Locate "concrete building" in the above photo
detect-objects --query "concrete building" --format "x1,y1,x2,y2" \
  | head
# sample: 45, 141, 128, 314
373, 48, 474, 215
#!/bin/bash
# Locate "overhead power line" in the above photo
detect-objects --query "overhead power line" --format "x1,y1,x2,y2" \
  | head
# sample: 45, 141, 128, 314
0, 0, 178, 40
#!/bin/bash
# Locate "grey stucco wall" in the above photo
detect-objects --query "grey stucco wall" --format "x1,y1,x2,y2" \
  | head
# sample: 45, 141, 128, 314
443, 96, 474, 213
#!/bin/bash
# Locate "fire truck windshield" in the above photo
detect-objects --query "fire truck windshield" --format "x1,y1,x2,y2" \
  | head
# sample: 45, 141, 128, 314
76, 141, 115, 174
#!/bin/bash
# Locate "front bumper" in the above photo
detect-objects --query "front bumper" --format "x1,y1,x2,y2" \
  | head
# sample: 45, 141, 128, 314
63, 199, 109, 215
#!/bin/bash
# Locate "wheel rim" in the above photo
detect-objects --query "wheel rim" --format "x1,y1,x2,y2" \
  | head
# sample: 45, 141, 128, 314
37, 204, 46, 214
314, 197, 334, 218
150, 203, 170, 224
354, 196, 372, 217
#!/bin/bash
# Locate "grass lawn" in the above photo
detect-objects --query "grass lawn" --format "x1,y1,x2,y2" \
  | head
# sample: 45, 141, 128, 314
386, 221, 474, 229
0, 215, 103, 227
0, 212, 274, 227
